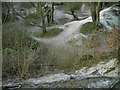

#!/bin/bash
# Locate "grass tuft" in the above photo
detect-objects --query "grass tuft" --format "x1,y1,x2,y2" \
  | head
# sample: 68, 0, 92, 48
33, 28, 63, 38
67, 39, 76, 46
80, 22, 96, 35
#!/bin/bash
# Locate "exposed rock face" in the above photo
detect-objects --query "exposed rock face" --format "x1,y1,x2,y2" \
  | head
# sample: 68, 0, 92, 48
100, 4, 120, 31
25, 73, 70, 85
74, 58, 118, 78
3, 58, 118, 88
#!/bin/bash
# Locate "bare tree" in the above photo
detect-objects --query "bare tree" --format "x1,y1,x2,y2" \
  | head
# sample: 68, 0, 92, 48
31, 2, 55, 32
90, 2, 97, 22
11, 2, 55, 33
90, 2, 103, 28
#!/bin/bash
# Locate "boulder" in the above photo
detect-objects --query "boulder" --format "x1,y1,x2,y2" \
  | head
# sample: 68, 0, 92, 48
100, 4, 120, 31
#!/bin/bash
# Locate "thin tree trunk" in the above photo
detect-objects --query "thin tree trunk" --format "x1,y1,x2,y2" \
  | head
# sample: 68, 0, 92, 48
3, 9, 9, 22
96, 2, 102, 27
51, 3, 54, 23
42, 19, 46, 33
39, 3, 47, 33
47, 13, 50, 26
90, 2, 97, 22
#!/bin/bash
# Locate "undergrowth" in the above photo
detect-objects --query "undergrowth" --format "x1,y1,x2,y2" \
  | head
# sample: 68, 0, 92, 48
80, 22, 96, 35
33, 28, 63, 38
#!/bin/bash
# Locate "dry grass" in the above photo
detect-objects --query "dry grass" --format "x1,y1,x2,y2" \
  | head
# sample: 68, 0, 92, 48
107, 26, 119, 52
80, 22, 96, 35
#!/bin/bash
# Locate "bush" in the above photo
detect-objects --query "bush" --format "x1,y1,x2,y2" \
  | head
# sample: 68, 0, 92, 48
80, 22, 96, 35
2, 23, 40, 79
33, 28, 63, 38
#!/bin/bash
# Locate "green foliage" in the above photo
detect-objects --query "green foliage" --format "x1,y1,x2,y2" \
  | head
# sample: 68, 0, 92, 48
67, 39, 76, 46
102, 50, 119, 60
33, 28, 63, 38
111, 50, 119, 59
80, 22, 96, 35
73, 54, 96, 69
31, 42, 40, 50
80, 54, 94, 61
4, 48, 13, 55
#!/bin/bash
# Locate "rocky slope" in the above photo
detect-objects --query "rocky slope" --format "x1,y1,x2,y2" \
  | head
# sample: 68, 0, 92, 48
3, 58, 118, 88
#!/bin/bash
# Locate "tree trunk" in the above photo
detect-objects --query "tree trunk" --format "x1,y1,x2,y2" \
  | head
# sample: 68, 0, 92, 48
90, 2, 97, 22
51, 3, 54, 24
47, 13, 50, 26
42, 18, 46, 33
90, 2, 103, 30
96, 2, 103, 27
39, 3, 47, 33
